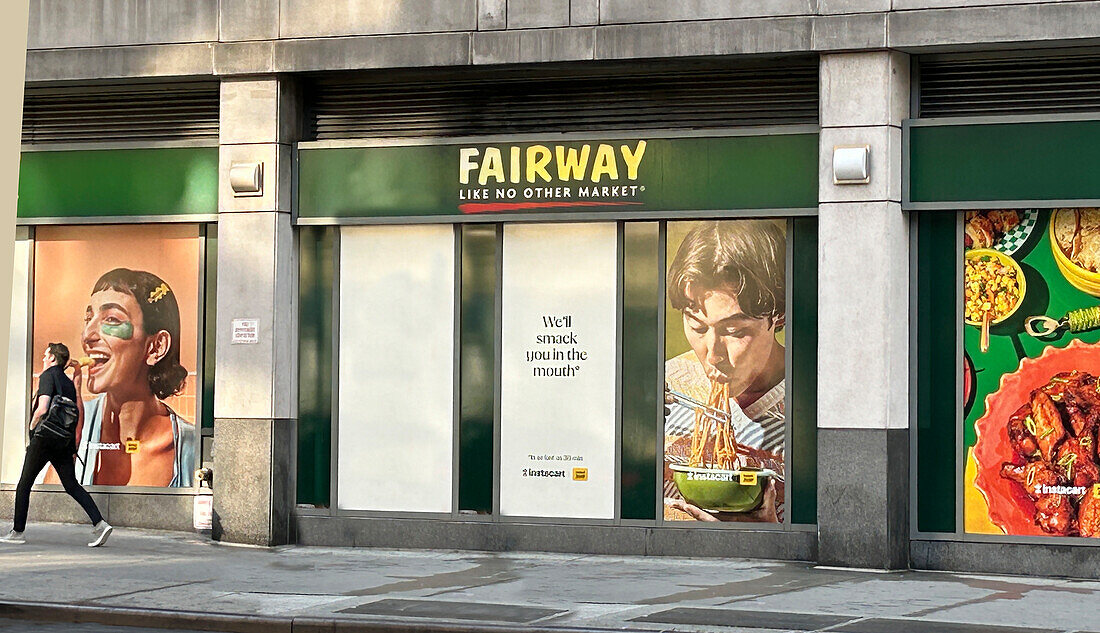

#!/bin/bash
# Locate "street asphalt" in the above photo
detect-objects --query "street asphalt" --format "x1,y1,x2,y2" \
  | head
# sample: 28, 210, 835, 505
0, 523, 1096, 633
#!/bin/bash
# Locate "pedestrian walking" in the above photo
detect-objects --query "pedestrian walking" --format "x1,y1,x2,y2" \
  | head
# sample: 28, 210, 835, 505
0, 343, 113, 546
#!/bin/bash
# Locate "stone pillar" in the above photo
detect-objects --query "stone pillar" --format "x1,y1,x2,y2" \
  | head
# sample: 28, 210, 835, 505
212, 77, 299, 546
817, 52, 911, 569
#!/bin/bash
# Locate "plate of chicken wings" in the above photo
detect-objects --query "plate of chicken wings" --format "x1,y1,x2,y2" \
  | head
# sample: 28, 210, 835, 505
973, 339, 1100, 537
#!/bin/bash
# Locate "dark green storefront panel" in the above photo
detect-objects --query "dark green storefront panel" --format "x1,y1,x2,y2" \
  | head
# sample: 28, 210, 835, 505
18, 148, 219, 219
459, 224, 498, 513
621, 222, 660, 521
915, 211, 957, 533
789, 217, 818, 525
299, 135, 818, 219
201, 225, 217, 431
298, 227, 335, 507
909, 120, 1100, 205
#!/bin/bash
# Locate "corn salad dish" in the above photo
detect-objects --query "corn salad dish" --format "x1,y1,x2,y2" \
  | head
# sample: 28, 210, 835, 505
965, 254, 1022, 323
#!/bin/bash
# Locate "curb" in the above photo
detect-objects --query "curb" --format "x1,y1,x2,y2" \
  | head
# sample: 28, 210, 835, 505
0, 600, 630, 633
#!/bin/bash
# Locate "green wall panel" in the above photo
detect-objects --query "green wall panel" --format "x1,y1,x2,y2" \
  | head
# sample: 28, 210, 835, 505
789, 217, 818, 525
621, 222, 659, 521
915, 211, 957, 533
459, 224, 497, 513
18, 147, 218, 219
909, 121, 1100, 204
297, 227, 335, 507
299, 135, 818, 219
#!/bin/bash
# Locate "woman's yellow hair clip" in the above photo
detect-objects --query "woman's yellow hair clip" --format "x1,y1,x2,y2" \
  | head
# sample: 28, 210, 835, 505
148, 283, 170, 303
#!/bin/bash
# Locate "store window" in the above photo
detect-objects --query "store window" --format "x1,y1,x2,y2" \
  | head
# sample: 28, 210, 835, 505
295, 133, 819, 526
910, 117, 1100, 541
1, 224, 211, 490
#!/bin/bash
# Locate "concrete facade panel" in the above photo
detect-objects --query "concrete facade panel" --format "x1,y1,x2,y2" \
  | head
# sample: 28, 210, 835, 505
507, 0, 570, 29
821, 52, 909, 128
213, 212, 277, 420
0, 489, 110, 527
473, 28, 595, 65
812, 12, 888, 50
217, 144, 292, 214
893, 0, 1083, 9
212, 418, 274, 545
279, 0, 477, 39
106, 493, 194, 531
271, 33, 472, 73
219, 0, 280, 42
213, 41, 276, 76
889, 2, 1100, 49
911, 539, 1100, 579
294, 515, 817, 559
819, 126, 903, 204
818, 0, 891, 13
817, 201, 909, 428
478, 0, 508, 30
595, 17, 813, 60
220, 79, 281, 145
24, 43, 214, 83
27, 0, 218, 50
818, 428, 909, 569
571, 0, 600, 26
599, 0, 815, 24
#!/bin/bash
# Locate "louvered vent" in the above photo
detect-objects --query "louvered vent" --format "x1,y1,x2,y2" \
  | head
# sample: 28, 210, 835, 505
920, 52, 1100, 118
305, 59, 818, 140
22, 82, 220, 145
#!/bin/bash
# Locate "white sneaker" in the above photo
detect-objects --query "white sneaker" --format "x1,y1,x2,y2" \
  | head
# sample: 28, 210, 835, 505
0, 530, 24, 544
88, 522, 112, 548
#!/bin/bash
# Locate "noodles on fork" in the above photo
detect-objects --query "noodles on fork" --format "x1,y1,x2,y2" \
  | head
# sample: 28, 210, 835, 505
688, 381, 738, 470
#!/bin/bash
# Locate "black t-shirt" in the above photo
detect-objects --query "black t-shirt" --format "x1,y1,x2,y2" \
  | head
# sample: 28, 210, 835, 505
35, 364, 76, 406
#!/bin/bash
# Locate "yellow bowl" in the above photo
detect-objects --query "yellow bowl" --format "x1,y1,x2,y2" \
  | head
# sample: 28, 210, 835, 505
964, 248, 1026, 326
1049, 211, 1100, 297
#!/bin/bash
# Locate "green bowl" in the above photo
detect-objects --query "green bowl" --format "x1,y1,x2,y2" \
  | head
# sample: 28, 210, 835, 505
670, 465, 773, 513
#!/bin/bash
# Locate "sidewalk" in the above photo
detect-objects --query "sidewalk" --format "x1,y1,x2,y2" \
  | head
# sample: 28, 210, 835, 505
0, 523, 1097, 633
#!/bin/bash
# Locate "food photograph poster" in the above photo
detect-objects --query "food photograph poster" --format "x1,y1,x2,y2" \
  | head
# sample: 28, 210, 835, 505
32, 225, 201, 489
965, 209, 1100, 537
663, 220, 787, 523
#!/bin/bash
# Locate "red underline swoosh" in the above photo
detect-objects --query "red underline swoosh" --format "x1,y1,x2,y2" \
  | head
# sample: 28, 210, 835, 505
459, 201, 644, 214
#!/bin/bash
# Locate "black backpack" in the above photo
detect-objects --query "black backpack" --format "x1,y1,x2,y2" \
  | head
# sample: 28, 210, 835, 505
33, 395, 79, 445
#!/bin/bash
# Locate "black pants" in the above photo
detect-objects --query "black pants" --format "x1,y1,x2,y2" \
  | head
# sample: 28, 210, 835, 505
14, 435, 103, 532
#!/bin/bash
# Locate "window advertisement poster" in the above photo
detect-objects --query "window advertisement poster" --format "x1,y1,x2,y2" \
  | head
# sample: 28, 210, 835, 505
964, 208, 1100, 537
663, 220, 786, 523
499, 223, 617, 519
31, 224, 201, 488
337, 224, 455, 513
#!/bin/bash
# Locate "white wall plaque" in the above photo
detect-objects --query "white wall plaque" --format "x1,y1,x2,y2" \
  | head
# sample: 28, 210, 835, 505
231, 318, 259, 344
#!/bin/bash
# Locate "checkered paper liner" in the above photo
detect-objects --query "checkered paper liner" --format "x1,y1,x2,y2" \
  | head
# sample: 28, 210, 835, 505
993, 209, 1038, 256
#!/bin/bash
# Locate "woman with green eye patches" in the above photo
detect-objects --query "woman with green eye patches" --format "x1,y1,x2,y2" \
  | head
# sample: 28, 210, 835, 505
69, 268, 195, 488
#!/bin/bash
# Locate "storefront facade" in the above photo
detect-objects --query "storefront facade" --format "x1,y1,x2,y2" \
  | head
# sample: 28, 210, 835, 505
5, 0, 1100, 577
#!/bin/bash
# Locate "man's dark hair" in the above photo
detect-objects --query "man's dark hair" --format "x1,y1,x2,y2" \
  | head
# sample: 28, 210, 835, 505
92, 268, 187, 400
47, 342, 70, 368
666, 220, 786, 323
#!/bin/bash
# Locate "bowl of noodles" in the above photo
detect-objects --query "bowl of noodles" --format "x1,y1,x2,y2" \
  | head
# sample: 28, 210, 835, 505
670, 465, 775, 512
668, 380, 783, 513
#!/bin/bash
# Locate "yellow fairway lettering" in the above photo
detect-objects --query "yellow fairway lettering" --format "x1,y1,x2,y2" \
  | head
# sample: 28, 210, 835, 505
510, 146, 521, 184
555, 145, 591, 181
620, 140, 647, 180
526, 145, 553, 183
459, 148, 479, 185
590, 144, 618, 183
479, 147, 505, 185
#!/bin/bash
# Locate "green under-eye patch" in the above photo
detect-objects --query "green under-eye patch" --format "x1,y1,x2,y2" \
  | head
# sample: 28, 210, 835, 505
101, 322, 133, 340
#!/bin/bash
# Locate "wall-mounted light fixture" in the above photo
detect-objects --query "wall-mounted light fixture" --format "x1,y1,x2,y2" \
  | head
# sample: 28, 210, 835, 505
230, 161, 264, 197
832, 145, 870, 185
